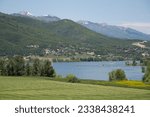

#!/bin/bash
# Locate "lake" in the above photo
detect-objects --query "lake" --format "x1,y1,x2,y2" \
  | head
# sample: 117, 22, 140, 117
53, 61, 144, 81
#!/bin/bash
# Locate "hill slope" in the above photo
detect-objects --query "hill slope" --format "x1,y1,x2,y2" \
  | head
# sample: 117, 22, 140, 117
0, 12, 149, 58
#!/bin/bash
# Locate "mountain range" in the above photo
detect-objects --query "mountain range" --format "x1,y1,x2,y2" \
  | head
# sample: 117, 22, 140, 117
12, 11, 150, 40
0, 11, 149, 59
77, 21, 150, 40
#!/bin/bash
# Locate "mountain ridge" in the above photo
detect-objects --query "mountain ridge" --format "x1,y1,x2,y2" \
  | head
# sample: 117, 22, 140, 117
11, 11, 150, 40
12, 11, 61, 22
77, 20, 150, 40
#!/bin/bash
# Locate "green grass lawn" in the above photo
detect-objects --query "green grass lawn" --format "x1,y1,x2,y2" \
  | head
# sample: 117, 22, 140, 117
0, 76, 150, 100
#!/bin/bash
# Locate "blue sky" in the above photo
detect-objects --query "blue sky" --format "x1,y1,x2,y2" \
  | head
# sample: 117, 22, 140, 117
0, 0, 150, 34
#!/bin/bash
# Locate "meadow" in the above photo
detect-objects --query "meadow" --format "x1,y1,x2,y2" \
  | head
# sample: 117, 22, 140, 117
0, 76, 150, 100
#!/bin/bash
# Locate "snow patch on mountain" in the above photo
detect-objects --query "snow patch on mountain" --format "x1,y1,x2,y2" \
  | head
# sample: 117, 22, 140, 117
19, 11, 32, 16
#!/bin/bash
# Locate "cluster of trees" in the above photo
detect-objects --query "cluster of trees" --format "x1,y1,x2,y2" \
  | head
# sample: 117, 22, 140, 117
0, 56, 55, 77
109, 69, 127, 81
143, 62, 150, 83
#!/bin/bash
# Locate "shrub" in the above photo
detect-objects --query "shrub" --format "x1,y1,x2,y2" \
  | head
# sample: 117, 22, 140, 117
109, 69, 127, 81
65, 74, 80, 83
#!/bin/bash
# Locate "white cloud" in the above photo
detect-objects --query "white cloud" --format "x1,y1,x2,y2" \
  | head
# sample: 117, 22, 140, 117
119, 22, 150, 34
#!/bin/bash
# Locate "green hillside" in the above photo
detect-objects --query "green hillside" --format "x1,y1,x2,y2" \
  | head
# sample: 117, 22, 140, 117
0, 76, 150, 100
0, 12, 149, 58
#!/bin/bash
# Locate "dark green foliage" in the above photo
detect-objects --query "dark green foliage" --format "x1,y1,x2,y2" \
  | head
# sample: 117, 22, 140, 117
32, 59, 40, 76
65, 74, 80, 83
42, 60, 56, 77
141, 66, 146, 73
143, 62, 150, 83
0, 59, 5, 75
0, 56, 55, 77
5, 56, 25, 76
115, 69, 127, 80
25, 62, 32, 76
109, 69, 127, 81
14, 56, 25, 76
6, 58, 15, 76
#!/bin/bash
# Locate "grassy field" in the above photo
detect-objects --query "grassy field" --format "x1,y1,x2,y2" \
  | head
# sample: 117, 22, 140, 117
0, 76, 150, 100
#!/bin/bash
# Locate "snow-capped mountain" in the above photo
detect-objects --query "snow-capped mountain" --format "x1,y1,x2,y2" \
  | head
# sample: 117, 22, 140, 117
12, 11, 60, 22
78, 20, 150, 40
12, 11, 33, 17
19, 11, 32, 16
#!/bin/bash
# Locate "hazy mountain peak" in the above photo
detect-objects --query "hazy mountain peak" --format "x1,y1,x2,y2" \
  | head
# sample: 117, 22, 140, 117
78, 20, 90, 25
99, 23, 108, 27
19, 11, 32, 16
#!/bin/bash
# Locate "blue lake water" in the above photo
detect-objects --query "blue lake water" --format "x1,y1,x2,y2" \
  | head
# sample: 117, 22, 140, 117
53, 61, 144, 81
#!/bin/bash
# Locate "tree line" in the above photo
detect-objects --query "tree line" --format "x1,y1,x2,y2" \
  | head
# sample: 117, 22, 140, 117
0, 56, 55, 77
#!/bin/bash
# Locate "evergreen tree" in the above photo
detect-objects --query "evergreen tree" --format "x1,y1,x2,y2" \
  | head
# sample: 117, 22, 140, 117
14, 56, 25, 76
0, 56, 56, 78
6, 58, 15, 76
25, 62, 31, 76
40, 66, 45, 76
32, 59, 40, 76
43, 60, 55, 77
0, 59, 5, 75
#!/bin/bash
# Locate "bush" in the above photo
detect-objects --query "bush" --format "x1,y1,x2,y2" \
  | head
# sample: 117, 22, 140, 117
65, 74, 80, 83
109, 69, 127, 81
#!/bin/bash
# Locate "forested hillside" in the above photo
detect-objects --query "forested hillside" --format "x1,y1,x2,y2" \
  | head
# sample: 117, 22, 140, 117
0, 12, 149, 59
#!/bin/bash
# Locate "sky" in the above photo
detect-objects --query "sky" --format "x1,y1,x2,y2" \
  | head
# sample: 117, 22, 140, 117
0, 0, 150, 34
